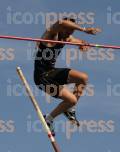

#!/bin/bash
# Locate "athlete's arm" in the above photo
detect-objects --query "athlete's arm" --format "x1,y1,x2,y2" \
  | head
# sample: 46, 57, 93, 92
84, 27, 102, 35
47, 20, 86, 35
66, 35, 85, 43
59, 20, 86, 32
66, 35, 90, 52
42, 20, 102, 40
59, 20, 102, 35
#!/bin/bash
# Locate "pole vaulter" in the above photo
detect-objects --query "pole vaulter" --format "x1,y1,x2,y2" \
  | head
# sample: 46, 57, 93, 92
2, 16, 120, 152
0, 35, 120, 49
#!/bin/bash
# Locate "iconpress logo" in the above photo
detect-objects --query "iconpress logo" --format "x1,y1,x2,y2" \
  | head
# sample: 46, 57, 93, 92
0, 119, 15, 133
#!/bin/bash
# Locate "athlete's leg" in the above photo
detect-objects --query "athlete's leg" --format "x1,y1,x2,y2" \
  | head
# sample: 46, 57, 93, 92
49, 70, 88, 119
68, 69, 88, 99
50, 88, 77, 118
62, 70, 88, 126
45, 87, 78, 136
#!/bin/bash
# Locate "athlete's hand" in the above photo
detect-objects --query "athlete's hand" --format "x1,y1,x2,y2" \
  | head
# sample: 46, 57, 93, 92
85, 27, 102, 35
79, 40, 90, 52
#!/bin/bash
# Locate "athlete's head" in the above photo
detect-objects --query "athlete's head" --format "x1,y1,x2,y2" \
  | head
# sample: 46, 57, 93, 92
63, 17, 76, 23
61, 17, 76, 37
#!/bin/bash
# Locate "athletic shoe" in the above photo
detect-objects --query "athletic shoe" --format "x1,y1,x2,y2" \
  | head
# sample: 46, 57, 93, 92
44, 115, 55, 136
64, 110, 80, 127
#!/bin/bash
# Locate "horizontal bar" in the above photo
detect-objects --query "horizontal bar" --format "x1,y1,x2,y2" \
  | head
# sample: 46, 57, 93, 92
0, 35, 120, 49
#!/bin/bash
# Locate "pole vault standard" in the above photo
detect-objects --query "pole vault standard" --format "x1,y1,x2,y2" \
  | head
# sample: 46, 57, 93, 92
0, 35, 120, 49
16, 67, 60, 152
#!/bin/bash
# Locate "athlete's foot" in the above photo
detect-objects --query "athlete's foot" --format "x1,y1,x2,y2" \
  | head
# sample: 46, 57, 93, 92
44, 115, 55, 136
64, 110, 80, 127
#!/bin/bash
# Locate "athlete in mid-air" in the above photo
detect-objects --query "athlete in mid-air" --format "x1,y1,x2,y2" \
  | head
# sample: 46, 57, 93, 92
34, 17, 101, 136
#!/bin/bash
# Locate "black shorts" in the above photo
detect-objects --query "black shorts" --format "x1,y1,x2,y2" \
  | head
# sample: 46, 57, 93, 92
34, 67, 71, 98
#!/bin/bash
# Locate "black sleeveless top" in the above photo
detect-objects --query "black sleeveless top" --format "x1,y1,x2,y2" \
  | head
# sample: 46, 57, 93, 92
34, 34, 65, 72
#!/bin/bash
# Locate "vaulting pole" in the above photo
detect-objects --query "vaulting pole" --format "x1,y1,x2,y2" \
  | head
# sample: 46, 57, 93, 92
16, 67, 60, 152
0, 35, 120, 49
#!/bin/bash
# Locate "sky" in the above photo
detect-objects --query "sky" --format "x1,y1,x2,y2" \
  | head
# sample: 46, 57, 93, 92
0, 0, 120, 152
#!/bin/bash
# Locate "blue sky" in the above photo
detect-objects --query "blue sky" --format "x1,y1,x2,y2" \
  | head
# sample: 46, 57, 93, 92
0, 0, 120, 152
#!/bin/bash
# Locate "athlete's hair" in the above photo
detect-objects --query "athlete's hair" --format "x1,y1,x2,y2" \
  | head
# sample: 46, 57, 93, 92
63, 17, 76, 23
